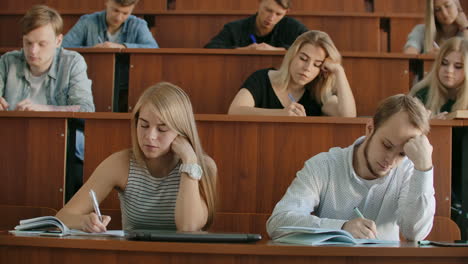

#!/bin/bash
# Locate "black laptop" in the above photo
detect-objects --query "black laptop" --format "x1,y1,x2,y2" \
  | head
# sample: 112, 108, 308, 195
126, 229, 262, 243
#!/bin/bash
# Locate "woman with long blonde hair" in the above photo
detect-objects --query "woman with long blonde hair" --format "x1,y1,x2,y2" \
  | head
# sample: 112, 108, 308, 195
404, 0, 468, 54
228, 30, 356, 117
57, 82, 217, 232
410, 36, 468, 118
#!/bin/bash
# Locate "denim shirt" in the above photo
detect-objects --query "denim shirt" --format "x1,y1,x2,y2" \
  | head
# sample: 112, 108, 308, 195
62, 11, 159, 48
0, 48, 95, 112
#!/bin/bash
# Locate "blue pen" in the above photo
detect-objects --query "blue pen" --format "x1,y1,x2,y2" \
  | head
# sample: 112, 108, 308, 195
249, 34, 257, 44
288, 93, 296, 103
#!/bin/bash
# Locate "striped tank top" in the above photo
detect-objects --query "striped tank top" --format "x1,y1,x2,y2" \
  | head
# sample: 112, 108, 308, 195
119, 155, 181, 230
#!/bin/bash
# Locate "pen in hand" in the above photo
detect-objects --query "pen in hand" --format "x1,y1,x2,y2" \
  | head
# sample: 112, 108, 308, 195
249, 34, 257, 44
353, 207, 379, 239
288, 93, 296, 103
89, 189, 103, 223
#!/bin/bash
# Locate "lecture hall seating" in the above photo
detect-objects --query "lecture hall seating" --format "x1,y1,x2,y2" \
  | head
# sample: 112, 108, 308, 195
125, 49, 416, 116
79, 114, 458, 237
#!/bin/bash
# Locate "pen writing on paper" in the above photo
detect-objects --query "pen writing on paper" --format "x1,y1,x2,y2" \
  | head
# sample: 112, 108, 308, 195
353, 207, 379, 239
98, 36, 103, 43
288, 93, 296, 103
249, 34, 257, 44
89, 189, 103, 222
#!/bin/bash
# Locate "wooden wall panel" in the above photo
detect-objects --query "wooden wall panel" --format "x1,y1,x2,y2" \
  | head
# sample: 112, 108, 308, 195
83, 119, 131, 209
128, 51, 411, 116
173, 0, 368, 12
0, 16, 23, 47
80, 53, 115, 112
153, 14, 381, 51
390, 16, 424, 53
0, 205, 57, 231
375, 0, 468, 13
128, 52, 283, 114
0, 117, 66, 209
342, 56, 411, 115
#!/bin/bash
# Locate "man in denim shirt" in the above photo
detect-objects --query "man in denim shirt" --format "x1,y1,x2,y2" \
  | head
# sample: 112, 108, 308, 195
0, 5, 94, 112
62, 0, 158, 49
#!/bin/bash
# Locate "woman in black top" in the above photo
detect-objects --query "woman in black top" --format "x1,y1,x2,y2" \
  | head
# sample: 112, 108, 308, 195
410, 36, 468, 119
228, 30, 356, 117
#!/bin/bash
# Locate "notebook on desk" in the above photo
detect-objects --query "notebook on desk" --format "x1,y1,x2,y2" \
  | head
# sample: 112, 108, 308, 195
126, 229, 262, 243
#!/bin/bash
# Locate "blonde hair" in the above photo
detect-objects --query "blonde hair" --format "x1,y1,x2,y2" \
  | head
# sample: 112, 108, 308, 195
374, 94, 430, 135
131, 82, 217, 230
411, 36, 468, 114
424, 0, 463, 53
274, 30, 341, 105
21, 5, 63, 36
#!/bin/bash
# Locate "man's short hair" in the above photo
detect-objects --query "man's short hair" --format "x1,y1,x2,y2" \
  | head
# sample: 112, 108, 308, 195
112, 0, 140, 6
261, 0, 291, 9
373, 94, 430, 135
21, 5, 63, 36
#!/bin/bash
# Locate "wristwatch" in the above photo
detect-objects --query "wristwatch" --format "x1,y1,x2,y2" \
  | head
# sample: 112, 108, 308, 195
180, 163, 203, 180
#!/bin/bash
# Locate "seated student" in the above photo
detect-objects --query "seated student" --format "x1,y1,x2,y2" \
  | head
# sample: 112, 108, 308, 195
228, 30, 356, 117
56, 82, 217, 232
411, 36, 468, 119
204, 0, 307, 50
267, 94, 435, 241
62, 0, 158, 48
0, 5, 94, 112
404, 0, 468, 54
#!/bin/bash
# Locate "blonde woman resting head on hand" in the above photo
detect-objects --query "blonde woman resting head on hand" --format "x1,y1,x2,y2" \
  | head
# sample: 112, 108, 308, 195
228, 30, 356, 117
411, 36, 468, 119
56, 82, 217, 232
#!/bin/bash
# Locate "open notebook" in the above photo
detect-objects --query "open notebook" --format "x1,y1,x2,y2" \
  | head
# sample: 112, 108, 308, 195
274, 226, 398, 245
11, 216, 124, 237
126, 229, 262, 243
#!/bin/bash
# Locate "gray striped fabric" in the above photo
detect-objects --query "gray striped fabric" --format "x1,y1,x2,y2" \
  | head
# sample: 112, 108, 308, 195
119, 156, 181, 230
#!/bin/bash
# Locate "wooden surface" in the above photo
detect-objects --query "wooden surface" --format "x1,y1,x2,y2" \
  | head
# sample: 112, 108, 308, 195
389, 15, 424, 53
173, 0, 369, 12
0, 205, 57, 231
0, 116, 67, 209
127, 49, 415, 116
375, 0, 468, 13
1, 233, 468, 264
152, 12, 381, 52
81, 114, 458, 221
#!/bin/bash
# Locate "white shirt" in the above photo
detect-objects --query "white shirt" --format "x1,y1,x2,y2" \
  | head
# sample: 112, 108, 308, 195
266, 137, 435, 241
107, 28, 122, 43
27, 71, 47, 106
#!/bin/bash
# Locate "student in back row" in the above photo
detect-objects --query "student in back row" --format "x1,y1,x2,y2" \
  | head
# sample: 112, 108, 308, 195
411, 36, 468, 118
267, 94, 435, 241
205, 0, 307, 50
62, 0, 158, 49
0, 5, 94, 112
404, 0, 468, 54
57, 82, 217, 232
228, 30, 356, 117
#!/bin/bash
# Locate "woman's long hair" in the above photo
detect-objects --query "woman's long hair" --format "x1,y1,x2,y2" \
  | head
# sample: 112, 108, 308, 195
130, 82, 217, 230
411, 36, 468, 114
274, 30, 342, 105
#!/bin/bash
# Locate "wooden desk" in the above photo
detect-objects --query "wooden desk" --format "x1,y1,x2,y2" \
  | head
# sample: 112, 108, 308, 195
126, 49, 415, 116
388, 14, 424, 53
151, 11, 382, 52
0, 47, 116, 112
0, 112, 69, 209
80, 113, 459, 221
172, 0, 369, 12
1, 233, 468, 264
